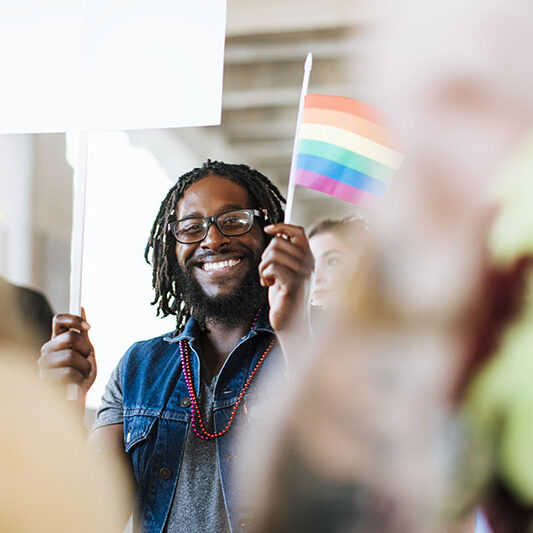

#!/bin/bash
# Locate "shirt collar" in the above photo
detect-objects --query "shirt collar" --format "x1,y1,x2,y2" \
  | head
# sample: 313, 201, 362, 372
164, 317, 201, 344
164, 306, 273, 344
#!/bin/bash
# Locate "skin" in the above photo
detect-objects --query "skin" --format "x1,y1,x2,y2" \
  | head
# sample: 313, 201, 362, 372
38, 174, 314, 508
309, 231, 360, 310
174, 177, 268, 374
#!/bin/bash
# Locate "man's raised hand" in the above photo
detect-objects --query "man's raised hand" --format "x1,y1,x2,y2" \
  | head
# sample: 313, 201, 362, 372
39, 310, 96, 397
259, 223, 315, 333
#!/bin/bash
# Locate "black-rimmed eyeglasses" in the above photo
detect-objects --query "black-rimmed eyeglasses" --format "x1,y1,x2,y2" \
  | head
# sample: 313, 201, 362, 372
169, 208, 267, 244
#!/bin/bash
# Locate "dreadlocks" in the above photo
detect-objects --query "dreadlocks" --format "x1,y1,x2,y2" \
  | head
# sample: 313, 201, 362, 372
144, 160, 286, 331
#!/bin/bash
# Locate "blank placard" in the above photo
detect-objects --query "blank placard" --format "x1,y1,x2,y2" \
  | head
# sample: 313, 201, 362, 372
0, 0, 226, 133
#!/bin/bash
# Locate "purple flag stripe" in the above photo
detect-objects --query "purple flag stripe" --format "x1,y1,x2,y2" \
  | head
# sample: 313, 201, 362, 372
294, 169, 380, 208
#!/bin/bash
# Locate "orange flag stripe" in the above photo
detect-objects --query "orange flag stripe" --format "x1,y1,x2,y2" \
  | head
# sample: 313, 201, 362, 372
305, 94, 380, 123
302, 108, 396, 149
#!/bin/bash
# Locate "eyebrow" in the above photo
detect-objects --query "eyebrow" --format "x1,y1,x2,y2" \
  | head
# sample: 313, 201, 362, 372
322, 250, 344, 258
179, 204, 246, 219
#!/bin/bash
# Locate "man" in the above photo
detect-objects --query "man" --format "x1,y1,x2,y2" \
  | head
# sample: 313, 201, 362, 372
39, 160, 314, 532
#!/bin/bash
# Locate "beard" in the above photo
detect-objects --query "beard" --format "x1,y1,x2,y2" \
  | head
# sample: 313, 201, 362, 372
174, 256, 268, 329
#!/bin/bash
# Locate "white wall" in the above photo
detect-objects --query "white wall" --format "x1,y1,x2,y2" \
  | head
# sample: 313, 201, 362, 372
0, 133, 72, 313
0, 135, 34, 287
33, 133, 73, 312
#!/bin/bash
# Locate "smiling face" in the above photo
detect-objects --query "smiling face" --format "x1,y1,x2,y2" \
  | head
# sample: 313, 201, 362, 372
309, 231, 360, 309
174, 175, 267, 323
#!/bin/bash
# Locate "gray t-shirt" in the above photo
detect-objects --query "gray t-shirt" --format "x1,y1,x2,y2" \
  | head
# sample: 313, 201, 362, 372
93, 362, 231, 533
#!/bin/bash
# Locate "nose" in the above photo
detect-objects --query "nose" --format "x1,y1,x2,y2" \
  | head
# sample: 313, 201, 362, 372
201, 221, 231, 251
313, 265, 327, 288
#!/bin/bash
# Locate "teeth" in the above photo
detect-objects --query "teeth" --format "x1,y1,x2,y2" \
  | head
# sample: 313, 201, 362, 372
202, 258, 242, 272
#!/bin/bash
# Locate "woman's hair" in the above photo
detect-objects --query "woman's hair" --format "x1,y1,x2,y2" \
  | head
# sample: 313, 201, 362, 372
308, 215, 367, 240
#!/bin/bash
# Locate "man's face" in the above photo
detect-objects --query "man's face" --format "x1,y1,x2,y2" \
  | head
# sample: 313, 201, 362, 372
174, 175, 266, 301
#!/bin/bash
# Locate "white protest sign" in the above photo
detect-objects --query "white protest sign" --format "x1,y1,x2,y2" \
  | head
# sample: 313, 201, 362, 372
0, 0, 226, 133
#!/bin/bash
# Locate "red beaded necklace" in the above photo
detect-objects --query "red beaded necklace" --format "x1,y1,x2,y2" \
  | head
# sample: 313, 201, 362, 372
179, 310, 275, 440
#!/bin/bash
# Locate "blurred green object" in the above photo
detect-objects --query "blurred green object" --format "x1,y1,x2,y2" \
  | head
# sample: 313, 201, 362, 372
490, 131, 533, 267
464, 129, 533, 505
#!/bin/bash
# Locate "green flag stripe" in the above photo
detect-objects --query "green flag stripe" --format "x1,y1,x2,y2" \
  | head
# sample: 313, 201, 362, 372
299, 138, 395, 184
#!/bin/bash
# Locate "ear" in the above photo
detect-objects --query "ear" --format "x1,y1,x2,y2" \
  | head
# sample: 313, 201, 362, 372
260, 208, 269, 222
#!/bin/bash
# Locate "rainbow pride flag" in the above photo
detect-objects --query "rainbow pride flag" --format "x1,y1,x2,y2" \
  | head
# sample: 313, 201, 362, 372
294, 94, 402, 208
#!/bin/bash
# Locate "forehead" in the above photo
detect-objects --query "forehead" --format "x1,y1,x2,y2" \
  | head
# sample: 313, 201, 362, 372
176, 175, 254, 217
309, 231, 353, 257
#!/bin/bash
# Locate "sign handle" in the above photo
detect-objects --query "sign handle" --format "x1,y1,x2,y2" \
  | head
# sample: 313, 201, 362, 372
67, 130, 89, 402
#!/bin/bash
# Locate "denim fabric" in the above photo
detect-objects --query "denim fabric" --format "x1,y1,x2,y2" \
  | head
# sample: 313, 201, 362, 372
119, 308, 282, 533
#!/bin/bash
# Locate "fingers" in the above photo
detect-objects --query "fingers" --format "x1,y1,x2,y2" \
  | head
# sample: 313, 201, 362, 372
43, 328, 93, 357
264, 223, 312, 252
52, 313, 90, 338
86, 353, 97, 381
40, 316, 95, 387
259, 226, 314, 289
263, 234, 307, 261
39, 348, 92, 377
39, 353, 97, 388
260, 250, 303, 277
260, 244, 313, 280
260, 232, 315, 280
260, 263, 300, 288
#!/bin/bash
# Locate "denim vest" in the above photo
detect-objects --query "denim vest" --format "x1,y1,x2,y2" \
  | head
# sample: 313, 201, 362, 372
119, 309, 284, 532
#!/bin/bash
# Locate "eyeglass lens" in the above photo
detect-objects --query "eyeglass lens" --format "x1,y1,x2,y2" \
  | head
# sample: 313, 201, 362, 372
175, 210, 253, 243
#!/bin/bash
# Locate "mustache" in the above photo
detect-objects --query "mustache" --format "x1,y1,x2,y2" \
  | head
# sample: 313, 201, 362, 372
186, 248, 251, 269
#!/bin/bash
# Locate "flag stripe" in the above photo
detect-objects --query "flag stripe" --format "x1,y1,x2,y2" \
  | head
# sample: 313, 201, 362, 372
297, 153, 388, 196
305, 94, 380, 123
298, 139, 395, 184
302, 108, 395, 148
300, 123, 403, 169
295, 169, 380, 208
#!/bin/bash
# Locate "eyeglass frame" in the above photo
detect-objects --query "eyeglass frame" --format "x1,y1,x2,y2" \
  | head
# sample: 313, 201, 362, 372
169, 208, 269, 244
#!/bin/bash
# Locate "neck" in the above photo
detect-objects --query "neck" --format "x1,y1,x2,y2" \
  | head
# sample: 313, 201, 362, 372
200, 311, 258, 375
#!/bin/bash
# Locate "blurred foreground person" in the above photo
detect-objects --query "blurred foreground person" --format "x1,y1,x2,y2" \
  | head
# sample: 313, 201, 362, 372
240, 1, 533, 532
0, 280, 130, 532
0, 276, 54, 357
371, 0, 533, 530
461, 132, 533, 533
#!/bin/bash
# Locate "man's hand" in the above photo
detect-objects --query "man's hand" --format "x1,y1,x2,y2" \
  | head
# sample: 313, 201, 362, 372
38, 311, 96, 398
259, 223, 315, 333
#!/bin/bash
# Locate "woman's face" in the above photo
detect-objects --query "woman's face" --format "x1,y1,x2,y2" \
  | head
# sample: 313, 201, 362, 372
309, 231, 359, 309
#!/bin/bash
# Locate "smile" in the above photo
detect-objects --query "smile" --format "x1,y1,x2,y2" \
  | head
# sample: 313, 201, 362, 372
201, 258, 242, 272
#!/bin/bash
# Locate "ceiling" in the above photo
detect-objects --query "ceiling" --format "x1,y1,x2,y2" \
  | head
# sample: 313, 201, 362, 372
162, 0, 385, 226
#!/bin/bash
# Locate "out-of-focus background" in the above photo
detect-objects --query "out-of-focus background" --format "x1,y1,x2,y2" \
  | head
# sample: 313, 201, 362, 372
0, 0, 385, 407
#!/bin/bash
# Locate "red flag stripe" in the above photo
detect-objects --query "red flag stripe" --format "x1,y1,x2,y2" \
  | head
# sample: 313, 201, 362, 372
305, 94, 381, 123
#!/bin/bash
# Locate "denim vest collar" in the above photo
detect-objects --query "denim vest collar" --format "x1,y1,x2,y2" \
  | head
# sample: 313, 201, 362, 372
163, 306, 274, 344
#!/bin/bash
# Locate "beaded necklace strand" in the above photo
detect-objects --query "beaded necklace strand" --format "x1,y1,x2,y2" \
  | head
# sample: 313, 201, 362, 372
179, 309, 275, 440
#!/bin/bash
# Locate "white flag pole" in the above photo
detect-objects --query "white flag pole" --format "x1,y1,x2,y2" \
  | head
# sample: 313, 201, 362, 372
66, 130, 89, 402
284, 52, 313, 224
